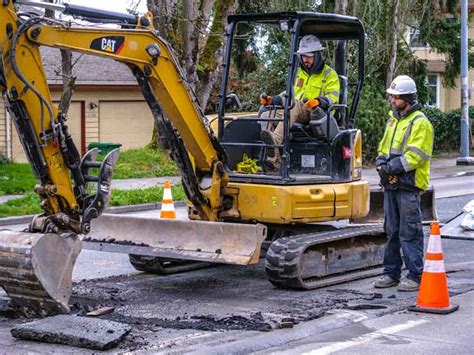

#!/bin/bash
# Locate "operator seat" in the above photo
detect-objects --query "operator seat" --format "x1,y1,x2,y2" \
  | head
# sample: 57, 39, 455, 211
289, 75, 348, 142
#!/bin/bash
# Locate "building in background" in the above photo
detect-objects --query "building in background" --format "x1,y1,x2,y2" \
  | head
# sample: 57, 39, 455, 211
409, 1, 474, 111
0, 47, 154, 162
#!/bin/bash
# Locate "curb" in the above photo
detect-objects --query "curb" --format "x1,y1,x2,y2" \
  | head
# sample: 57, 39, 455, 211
0, 201, 187, 227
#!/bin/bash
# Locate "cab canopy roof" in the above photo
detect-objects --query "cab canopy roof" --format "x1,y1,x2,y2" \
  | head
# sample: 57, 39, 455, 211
227, 12, 364, 41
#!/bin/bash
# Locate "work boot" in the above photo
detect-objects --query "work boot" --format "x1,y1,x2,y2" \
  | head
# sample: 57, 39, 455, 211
374, 275, 399, 288
260, 130, 281, 171
397, 279, 420, 292
260, 129, 277, 158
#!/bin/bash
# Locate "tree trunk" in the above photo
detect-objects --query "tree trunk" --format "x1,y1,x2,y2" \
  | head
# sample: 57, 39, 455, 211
58, 50, 76, 116
181, 0, 199, 91
335, 0, 348, 14
146, 0, 178, 149
386, 0, 400, 88
196, 0, 238, 110
45, 1, 75, 117
146, 0, 177, 41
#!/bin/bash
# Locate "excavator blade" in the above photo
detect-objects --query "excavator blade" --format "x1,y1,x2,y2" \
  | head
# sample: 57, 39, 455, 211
0, 230, 81, 316
84, 214, 267, 265
353, 186, 437, 224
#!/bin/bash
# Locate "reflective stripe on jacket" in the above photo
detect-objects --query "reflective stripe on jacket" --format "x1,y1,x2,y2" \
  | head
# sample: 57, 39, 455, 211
293, 64, 340, 105
377, 109, 433, 191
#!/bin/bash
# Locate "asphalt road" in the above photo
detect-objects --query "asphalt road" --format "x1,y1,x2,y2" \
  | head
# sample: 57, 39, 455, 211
0, 185, 473, 353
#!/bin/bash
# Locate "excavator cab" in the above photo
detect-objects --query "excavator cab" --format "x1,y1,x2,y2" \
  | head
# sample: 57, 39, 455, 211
217, 12, 364, 182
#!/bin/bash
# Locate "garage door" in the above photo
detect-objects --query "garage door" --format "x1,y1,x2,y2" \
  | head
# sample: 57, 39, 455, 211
99, 101, 153, 150
12, 102, 83, 163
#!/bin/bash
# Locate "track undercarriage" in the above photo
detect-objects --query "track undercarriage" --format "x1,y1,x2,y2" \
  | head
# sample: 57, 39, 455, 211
126, 223, 387, 290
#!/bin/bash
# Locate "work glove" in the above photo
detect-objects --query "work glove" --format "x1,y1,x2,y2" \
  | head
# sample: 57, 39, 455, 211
316, 96, 331, 110
303, 96, 331, 110
375, 155, 388, 167
260, 94, 283, 106
377, 164, 389, 180
304, 97, 320, 110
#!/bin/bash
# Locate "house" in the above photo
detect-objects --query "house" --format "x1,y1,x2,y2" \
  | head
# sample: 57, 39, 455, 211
0, 47, 154, 162
409, 1, 474, 111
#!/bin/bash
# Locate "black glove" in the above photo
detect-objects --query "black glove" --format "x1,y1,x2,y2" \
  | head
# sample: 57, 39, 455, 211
375, 155, 388, 167
316, 96, 331, 110
377, 164, 390, 180
385, 157, 404, 175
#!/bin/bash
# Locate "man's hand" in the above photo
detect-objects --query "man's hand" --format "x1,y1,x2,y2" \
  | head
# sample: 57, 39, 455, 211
376, 164, 388, 180
377, 164, 399, 185
304, 98, 320, 110
260, 93, 273, 106
316, 96, 330, 110
260, 94, 283, 106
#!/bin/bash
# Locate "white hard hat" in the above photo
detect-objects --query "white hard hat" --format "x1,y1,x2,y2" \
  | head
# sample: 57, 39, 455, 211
386, 75, 417, 95
297, 35, 324, 56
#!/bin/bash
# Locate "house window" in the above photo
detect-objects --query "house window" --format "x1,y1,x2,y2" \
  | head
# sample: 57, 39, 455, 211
427, 75, 439, 108
408, 26, 427, 48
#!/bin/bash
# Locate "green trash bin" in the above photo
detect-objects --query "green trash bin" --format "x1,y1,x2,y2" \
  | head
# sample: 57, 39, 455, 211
87, 142, 122, 155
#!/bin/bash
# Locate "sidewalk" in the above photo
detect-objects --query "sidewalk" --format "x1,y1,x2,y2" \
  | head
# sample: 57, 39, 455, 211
362, 156, 474, 186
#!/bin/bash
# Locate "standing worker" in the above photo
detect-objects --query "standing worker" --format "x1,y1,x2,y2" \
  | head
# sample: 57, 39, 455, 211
374, 75, 434, 292
260, 34, 340, 170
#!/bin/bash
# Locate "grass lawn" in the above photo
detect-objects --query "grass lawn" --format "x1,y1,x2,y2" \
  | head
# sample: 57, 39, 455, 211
0, 147, 178, 195
0, 185, 186, 218
111, 147, 178, 179
0, 163, 37, 195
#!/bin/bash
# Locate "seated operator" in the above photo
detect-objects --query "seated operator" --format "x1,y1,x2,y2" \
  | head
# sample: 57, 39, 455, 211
259, 34, 340, 171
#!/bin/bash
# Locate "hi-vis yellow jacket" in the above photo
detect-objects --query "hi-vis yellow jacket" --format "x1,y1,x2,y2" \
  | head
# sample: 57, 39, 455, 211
294, 64, 340, 105
377, 105, 434, 191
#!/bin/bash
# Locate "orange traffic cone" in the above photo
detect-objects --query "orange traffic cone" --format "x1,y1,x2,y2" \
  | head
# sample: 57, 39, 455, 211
408, 221, 459, 314
160, 180, 176, 219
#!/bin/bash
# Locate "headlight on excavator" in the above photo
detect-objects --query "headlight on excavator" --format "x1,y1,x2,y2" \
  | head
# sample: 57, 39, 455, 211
146, 44, 161, 63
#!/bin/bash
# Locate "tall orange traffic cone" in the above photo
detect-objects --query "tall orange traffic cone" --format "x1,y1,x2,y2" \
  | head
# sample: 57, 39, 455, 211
408, 221, 459, 314
160, 180, 176, 219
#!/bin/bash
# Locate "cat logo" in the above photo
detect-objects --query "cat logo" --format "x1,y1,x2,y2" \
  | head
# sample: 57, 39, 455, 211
101, 38, 116, 52
90, 36, 125, 55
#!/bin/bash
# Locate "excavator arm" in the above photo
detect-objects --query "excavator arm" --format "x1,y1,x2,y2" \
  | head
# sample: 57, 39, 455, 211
0, 1, 251, 315
0, 1, 233, 231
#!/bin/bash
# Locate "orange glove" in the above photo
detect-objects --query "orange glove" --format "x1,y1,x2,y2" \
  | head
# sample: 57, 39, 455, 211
260, 93, 272, 106
304, 98, 320, 110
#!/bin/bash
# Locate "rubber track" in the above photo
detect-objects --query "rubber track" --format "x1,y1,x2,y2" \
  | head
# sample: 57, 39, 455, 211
128, 255, 211, 275
265, 224, 385, 289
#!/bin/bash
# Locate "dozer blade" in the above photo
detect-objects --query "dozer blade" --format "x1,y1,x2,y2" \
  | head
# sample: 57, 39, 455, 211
84, 214, 267, 265
0, 230, 81, 315
353, 185, 437, 224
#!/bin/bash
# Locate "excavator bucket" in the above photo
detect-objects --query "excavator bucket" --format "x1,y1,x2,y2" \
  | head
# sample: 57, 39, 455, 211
84, 214, 267, 265
354, 186, 437, 224
0, 230, 81, 316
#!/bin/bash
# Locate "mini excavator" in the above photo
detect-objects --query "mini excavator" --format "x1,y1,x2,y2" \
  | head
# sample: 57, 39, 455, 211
0, 1, 435, 315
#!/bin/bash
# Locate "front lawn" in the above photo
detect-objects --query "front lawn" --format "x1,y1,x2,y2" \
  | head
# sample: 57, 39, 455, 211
0, 185, 186, 218
0, 147, 179, 195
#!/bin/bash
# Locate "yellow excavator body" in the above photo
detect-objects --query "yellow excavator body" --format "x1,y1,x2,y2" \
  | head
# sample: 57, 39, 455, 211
0, 2, 435, 315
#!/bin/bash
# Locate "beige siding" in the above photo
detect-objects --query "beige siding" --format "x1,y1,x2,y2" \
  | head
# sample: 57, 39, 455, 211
99, 101, 153, 149
11, 102, 82, 163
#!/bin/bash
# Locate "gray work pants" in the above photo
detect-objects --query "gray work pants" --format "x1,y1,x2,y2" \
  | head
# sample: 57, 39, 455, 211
383, 188, 424, 283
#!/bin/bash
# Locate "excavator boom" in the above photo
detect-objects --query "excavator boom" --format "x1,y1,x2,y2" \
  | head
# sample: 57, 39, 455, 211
0, 1, 238, 314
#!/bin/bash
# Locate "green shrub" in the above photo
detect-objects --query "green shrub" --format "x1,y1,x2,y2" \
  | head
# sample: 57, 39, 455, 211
423, 106, 474, 153
354, 80, 390, 163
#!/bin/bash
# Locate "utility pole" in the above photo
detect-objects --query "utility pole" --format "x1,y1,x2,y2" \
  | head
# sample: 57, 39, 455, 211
457, 0, 474, 165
